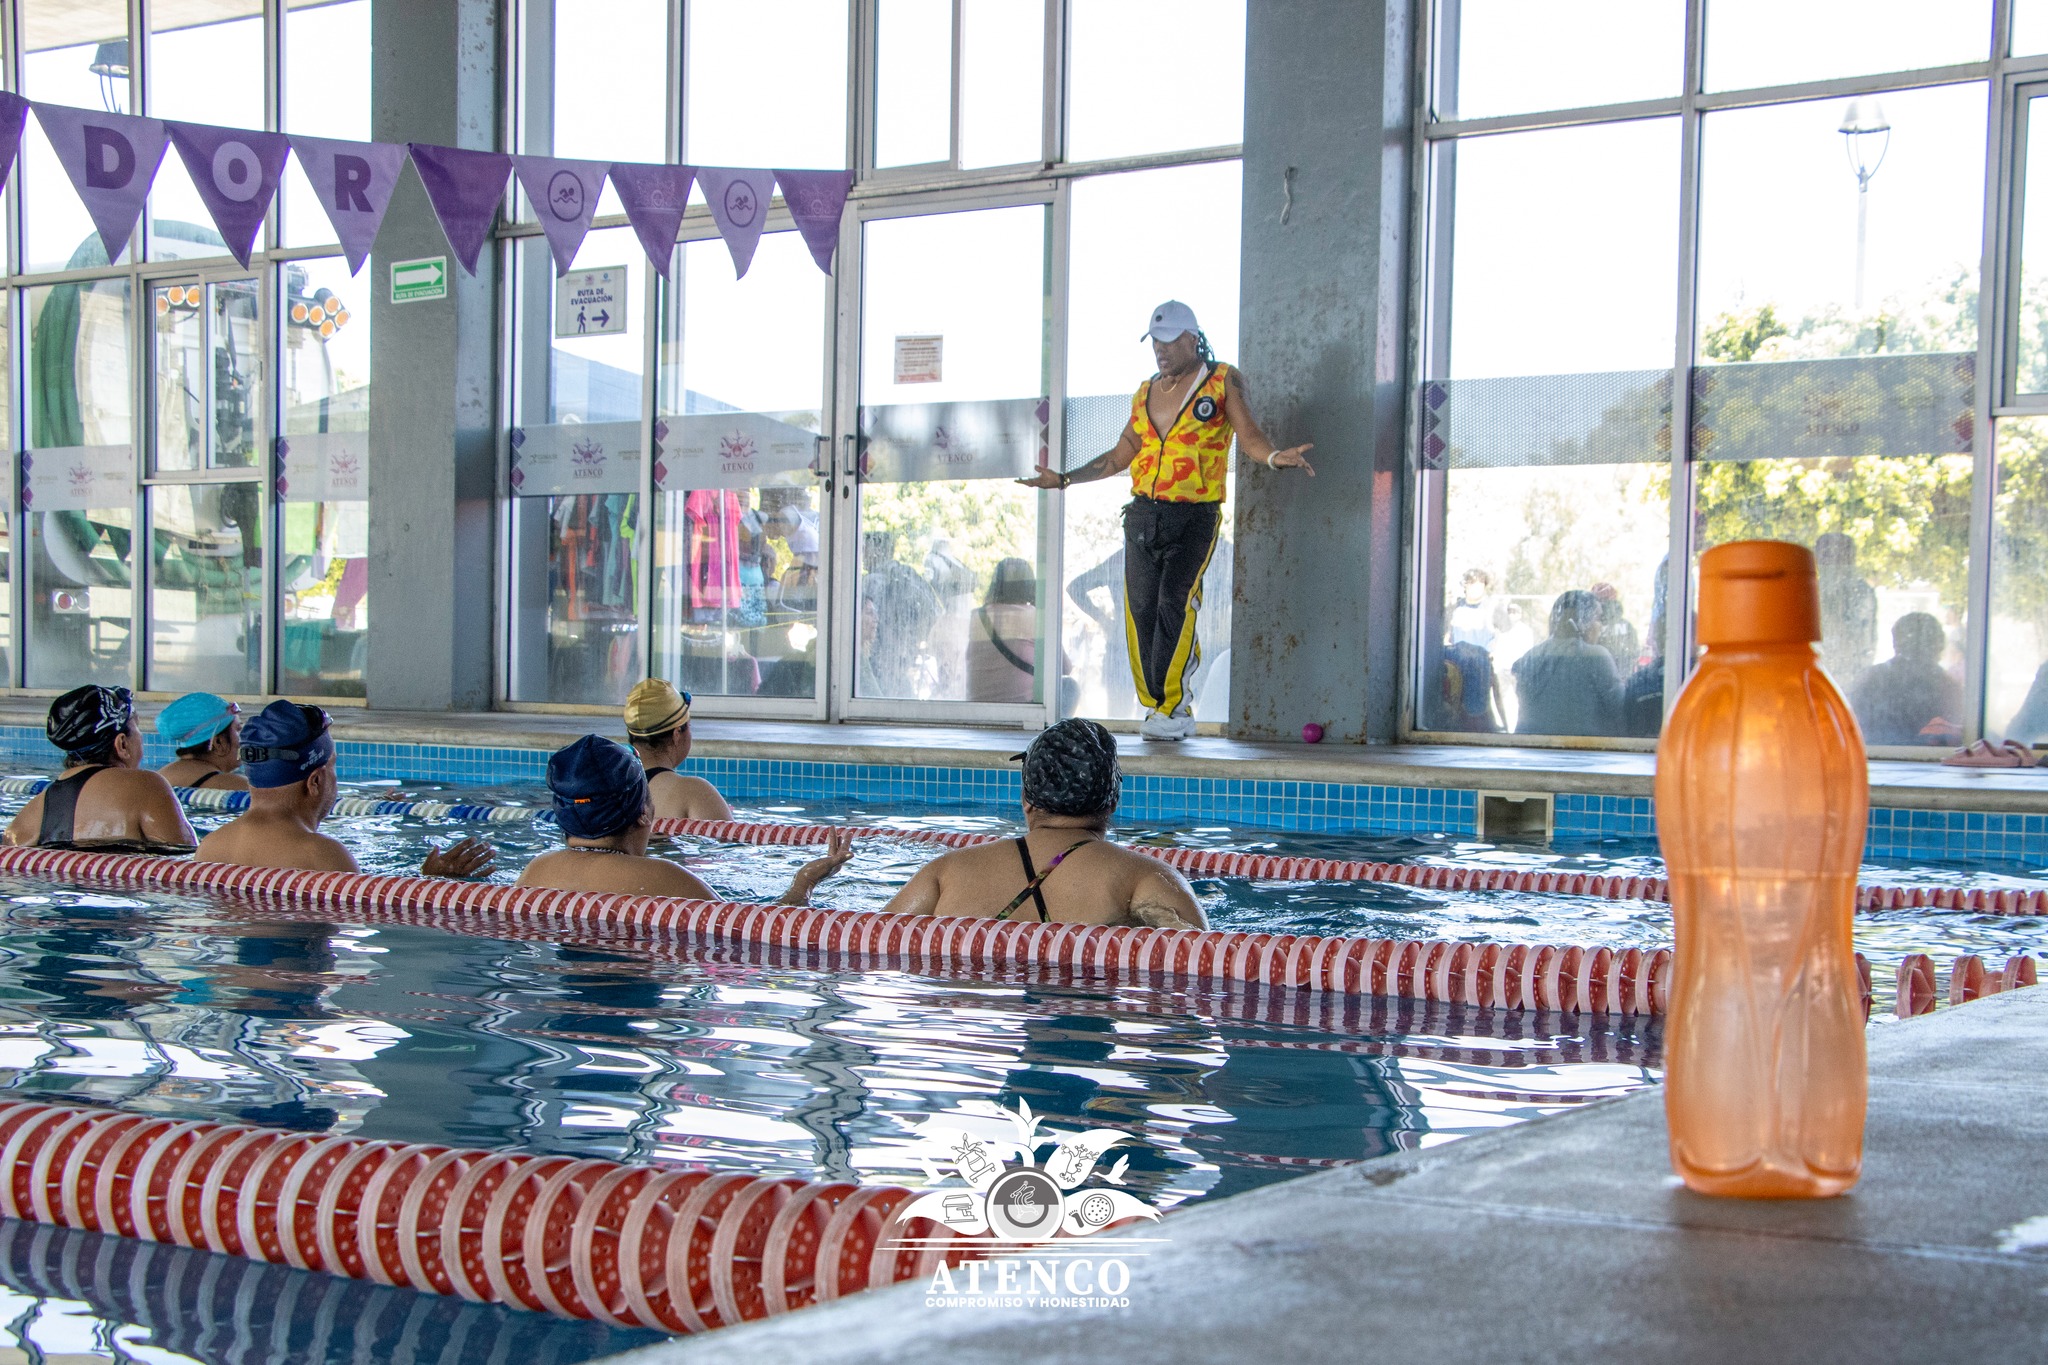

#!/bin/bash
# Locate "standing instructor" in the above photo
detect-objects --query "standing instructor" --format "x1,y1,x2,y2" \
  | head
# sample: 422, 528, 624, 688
1019, 302, 1313, 739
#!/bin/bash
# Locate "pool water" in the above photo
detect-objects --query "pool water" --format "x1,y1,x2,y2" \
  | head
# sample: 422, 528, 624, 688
0, 769, 2036, 1363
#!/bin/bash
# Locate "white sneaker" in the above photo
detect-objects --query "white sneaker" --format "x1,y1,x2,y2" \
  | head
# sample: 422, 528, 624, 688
1138, 711, 1196, 741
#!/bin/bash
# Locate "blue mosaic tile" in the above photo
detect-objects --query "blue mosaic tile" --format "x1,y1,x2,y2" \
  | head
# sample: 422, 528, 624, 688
2, 721, 2045, 855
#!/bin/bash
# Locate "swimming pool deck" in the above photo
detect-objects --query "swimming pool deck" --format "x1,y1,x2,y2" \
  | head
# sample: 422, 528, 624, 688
610, 986, 2048, 1365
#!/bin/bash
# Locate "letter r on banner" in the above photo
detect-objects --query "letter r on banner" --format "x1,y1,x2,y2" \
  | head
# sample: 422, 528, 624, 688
334, 154, 372, 211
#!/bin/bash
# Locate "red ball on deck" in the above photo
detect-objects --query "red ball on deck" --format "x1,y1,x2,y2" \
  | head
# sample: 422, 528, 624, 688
1301, 723, 1324, 744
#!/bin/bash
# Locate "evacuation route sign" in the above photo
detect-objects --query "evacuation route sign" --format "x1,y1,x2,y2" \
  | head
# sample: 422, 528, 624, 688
391, 256, 447, 303
555, 267, 628, 338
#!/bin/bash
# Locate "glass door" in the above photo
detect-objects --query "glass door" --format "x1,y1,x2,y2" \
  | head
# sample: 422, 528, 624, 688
143, 270, 267, 696
837, 198, 1057, 722
650, 230, 835, 715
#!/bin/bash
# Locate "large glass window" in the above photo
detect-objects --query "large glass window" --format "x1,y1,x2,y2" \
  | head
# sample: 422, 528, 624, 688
21, 1, 133, 273
856, 207, 1050, 706
1433, 0, 1683, 121
148, 2, 266, 263
1692, 85, 1984, 748
1064, 162, 1241, 722
506, 228, 648, 705
1067, 0, 1244, 162
518, 0, 668, 219
653, 234, 829, 701
279, 257, 371, 697
686, 2, 848, 170
1418, 119, 1679, 740
1704, 0, 1993, 93
281, 0, 372, 250
25, 279, 135, 689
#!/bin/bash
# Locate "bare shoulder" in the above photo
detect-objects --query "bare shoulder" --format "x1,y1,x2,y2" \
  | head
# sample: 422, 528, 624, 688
1122, 852, 1204, 928
4, 797, 40, 845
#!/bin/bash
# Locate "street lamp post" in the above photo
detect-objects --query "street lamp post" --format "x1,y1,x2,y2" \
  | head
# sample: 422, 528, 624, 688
1840, 99, 1892, 313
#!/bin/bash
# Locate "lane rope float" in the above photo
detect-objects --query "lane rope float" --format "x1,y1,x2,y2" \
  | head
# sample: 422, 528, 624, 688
12, 844, 2014, 1022
0, 1097, 968, 1329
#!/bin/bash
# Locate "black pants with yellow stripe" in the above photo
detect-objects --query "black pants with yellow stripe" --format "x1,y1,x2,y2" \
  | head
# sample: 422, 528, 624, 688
1122, 496, 1222, 717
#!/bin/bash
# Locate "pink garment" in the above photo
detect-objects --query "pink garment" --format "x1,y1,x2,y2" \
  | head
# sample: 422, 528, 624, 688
685, 490, 743, 609
333, 558, 368, 630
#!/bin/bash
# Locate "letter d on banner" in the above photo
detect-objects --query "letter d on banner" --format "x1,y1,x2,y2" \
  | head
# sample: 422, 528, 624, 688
33, 104, 168, 261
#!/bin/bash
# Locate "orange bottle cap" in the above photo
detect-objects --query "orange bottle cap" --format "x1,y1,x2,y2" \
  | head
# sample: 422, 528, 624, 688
1696, 540, 1821, 645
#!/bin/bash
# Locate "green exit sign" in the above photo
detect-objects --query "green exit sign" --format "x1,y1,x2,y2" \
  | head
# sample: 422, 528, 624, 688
391, 256, 448, 303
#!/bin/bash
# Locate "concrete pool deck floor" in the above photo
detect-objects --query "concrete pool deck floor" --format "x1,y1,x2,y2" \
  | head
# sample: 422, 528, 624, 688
4, 699, 2043, 815
611, 987, 2048, 1365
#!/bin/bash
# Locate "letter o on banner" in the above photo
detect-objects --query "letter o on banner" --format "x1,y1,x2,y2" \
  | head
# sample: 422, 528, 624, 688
212, 140, 264, 201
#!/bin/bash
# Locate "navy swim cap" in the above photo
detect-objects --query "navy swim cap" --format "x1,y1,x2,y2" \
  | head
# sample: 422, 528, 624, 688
548, 735, 648, 840
1015, 719, 1120, 818
47, 685, 133, 755
239, 701, 335, 788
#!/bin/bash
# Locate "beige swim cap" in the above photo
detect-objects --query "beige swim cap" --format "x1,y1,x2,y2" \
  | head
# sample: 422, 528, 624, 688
623, 678, 691, 739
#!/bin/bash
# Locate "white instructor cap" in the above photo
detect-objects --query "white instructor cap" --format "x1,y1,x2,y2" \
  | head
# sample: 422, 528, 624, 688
1142, 300, 1200, 343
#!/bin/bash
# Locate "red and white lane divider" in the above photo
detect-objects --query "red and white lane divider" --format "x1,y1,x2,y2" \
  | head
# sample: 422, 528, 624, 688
0, 845, 1676, 1015
648, 818, 2048, 917
1894, 953, 2039, 1018
0, 1098, 970, 1329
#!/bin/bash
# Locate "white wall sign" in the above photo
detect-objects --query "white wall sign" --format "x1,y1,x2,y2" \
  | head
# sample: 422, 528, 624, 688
655, 412, 820, 492
510, 420, 642, 496
22, 445, 132, 512
893, 334, 942, 384
555, 267, 629, 338
276, 431, 369, 503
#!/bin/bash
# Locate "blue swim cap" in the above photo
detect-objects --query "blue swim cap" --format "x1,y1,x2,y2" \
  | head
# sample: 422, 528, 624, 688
547, 735, 647, 840
157, 692, 240, 750
238, 701, 335, 788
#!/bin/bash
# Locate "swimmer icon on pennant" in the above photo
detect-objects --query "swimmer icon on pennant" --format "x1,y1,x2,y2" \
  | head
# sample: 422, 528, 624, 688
511, 155, 609, 275
33, 103, 169, 261
699, 167, 777, 278
290, 135, 406, 275
167, 122, 291, 268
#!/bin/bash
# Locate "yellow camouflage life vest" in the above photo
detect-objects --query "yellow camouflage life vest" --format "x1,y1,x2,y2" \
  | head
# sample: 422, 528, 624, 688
1128, 363, 1234, 503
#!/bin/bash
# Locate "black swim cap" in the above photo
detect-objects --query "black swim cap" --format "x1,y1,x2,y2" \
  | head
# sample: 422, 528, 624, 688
47, 685, 133, 755
1015, 719, 1120, 818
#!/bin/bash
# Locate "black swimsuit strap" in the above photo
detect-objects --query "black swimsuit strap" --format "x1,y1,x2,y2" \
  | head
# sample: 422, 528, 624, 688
642, 767, 674, 779
188, 770, 219, 788
37, 766, 107, 847
994, 838, 1097, 923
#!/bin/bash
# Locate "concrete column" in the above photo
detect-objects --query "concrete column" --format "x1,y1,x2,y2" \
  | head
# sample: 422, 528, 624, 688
1229, 0, 1413, 743
365, 0, 500, 710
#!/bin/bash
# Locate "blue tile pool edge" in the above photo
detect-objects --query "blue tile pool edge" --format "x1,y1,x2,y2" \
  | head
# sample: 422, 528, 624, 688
0, 725, 2031, 861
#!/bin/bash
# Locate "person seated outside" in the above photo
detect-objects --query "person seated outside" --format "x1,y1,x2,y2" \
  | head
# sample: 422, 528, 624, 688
1850, 612, 1964, 746
155, 692, 251, 792
967, 558, 1041, 704
883, 719, 1205, 928
1511, 590, 1623, 737
195, 701, 495, 876
623, 678, 732, 820
5, 686, 196, 853
518, 735, 851, 900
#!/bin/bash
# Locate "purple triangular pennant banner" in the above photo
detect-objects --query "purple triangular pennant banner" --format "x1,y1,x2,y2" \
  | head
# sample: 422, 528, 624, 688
290, 134, 406, 275
608, 161, 697, 278
406, 143, 511, 275
698, 167, 777, 279
774, 169, 853, 274
166, 121, 291, 268
33, 103, 168, 262
511, 155, 609, 275
0, 93, 29, 199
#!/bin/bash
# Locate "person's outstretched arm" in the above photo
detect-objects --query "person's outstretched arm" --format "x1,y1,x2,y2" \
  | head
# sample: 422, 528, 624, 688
1016, 420, 1142, 491
1221, 368, 1314, 475
778, 829, 854, 906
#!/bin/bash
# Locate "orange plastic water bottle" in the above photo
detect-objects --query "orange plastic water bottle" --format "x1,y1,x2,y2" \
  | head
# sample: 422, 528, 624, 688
1656, 540, 1868, 1198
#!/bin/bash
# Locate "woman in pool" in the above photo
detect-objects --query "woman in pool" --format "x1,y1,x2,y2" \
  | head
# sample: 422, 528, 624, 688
518, 734, 851, 901
882, 719, 1205, 928
6, 686, 196, 853
155, 692, 252, 792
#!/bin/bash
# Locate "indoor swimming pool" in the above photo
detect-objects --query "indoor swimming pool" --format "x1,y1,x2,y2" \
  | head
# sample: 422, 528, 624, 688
0, 767, 2037, 1363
